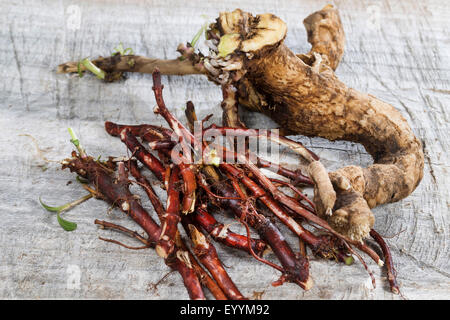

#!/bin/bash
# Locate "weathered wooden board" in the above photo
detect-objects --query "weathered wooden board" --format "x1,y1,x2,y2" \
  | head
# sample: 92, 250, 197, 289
0, 0, 448, 299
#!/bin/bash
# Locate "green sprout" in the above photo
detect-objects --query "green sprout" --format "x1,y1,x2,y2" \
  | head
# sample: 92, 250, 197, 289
343, 255, 354, 266
79, 58, 105, 80
39, 194, 92, 231
112, 42, 134, 56
191, 21, 209, 48
68, 127, 86, 158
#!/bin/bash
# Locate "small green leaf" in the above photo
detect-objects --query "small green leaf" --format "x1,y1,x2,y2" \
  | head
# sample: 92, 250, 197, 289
57, 211, 77, 231
39, 197, 66, 212
112, 42, 133, 56
191, 22, 208, 48
80, 58, 105, 80
344, 255, 354, 266
40, 197, 77, 231
123, 47, 134, 55
113, 42, 124, 56
40, 194, 92, 232
217, 33, 240, 58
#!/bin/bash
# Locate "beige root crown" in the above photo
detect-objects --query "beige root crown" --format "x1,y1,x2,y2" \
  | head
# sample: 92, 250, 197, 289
217, 9, 287, 54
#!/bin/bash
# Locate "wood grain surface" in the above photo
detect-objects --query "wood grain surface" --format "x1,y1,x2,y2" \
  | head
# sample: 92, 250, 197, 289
0, 0, 448, 299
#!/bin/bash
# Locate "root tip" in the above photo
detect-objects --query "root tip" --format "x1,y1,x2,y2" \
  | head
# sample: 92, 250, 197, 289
302, 276, 314, 291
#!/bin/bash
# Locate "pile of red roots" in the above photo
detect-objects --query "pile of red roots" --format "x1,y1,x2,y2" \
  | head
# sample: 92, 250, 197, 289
60, 70, 399, 300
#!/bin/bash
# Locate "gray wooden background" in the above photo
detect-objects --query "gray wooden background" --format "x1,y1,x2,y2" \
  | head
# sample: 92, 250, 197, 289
0, 0, 448, 300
